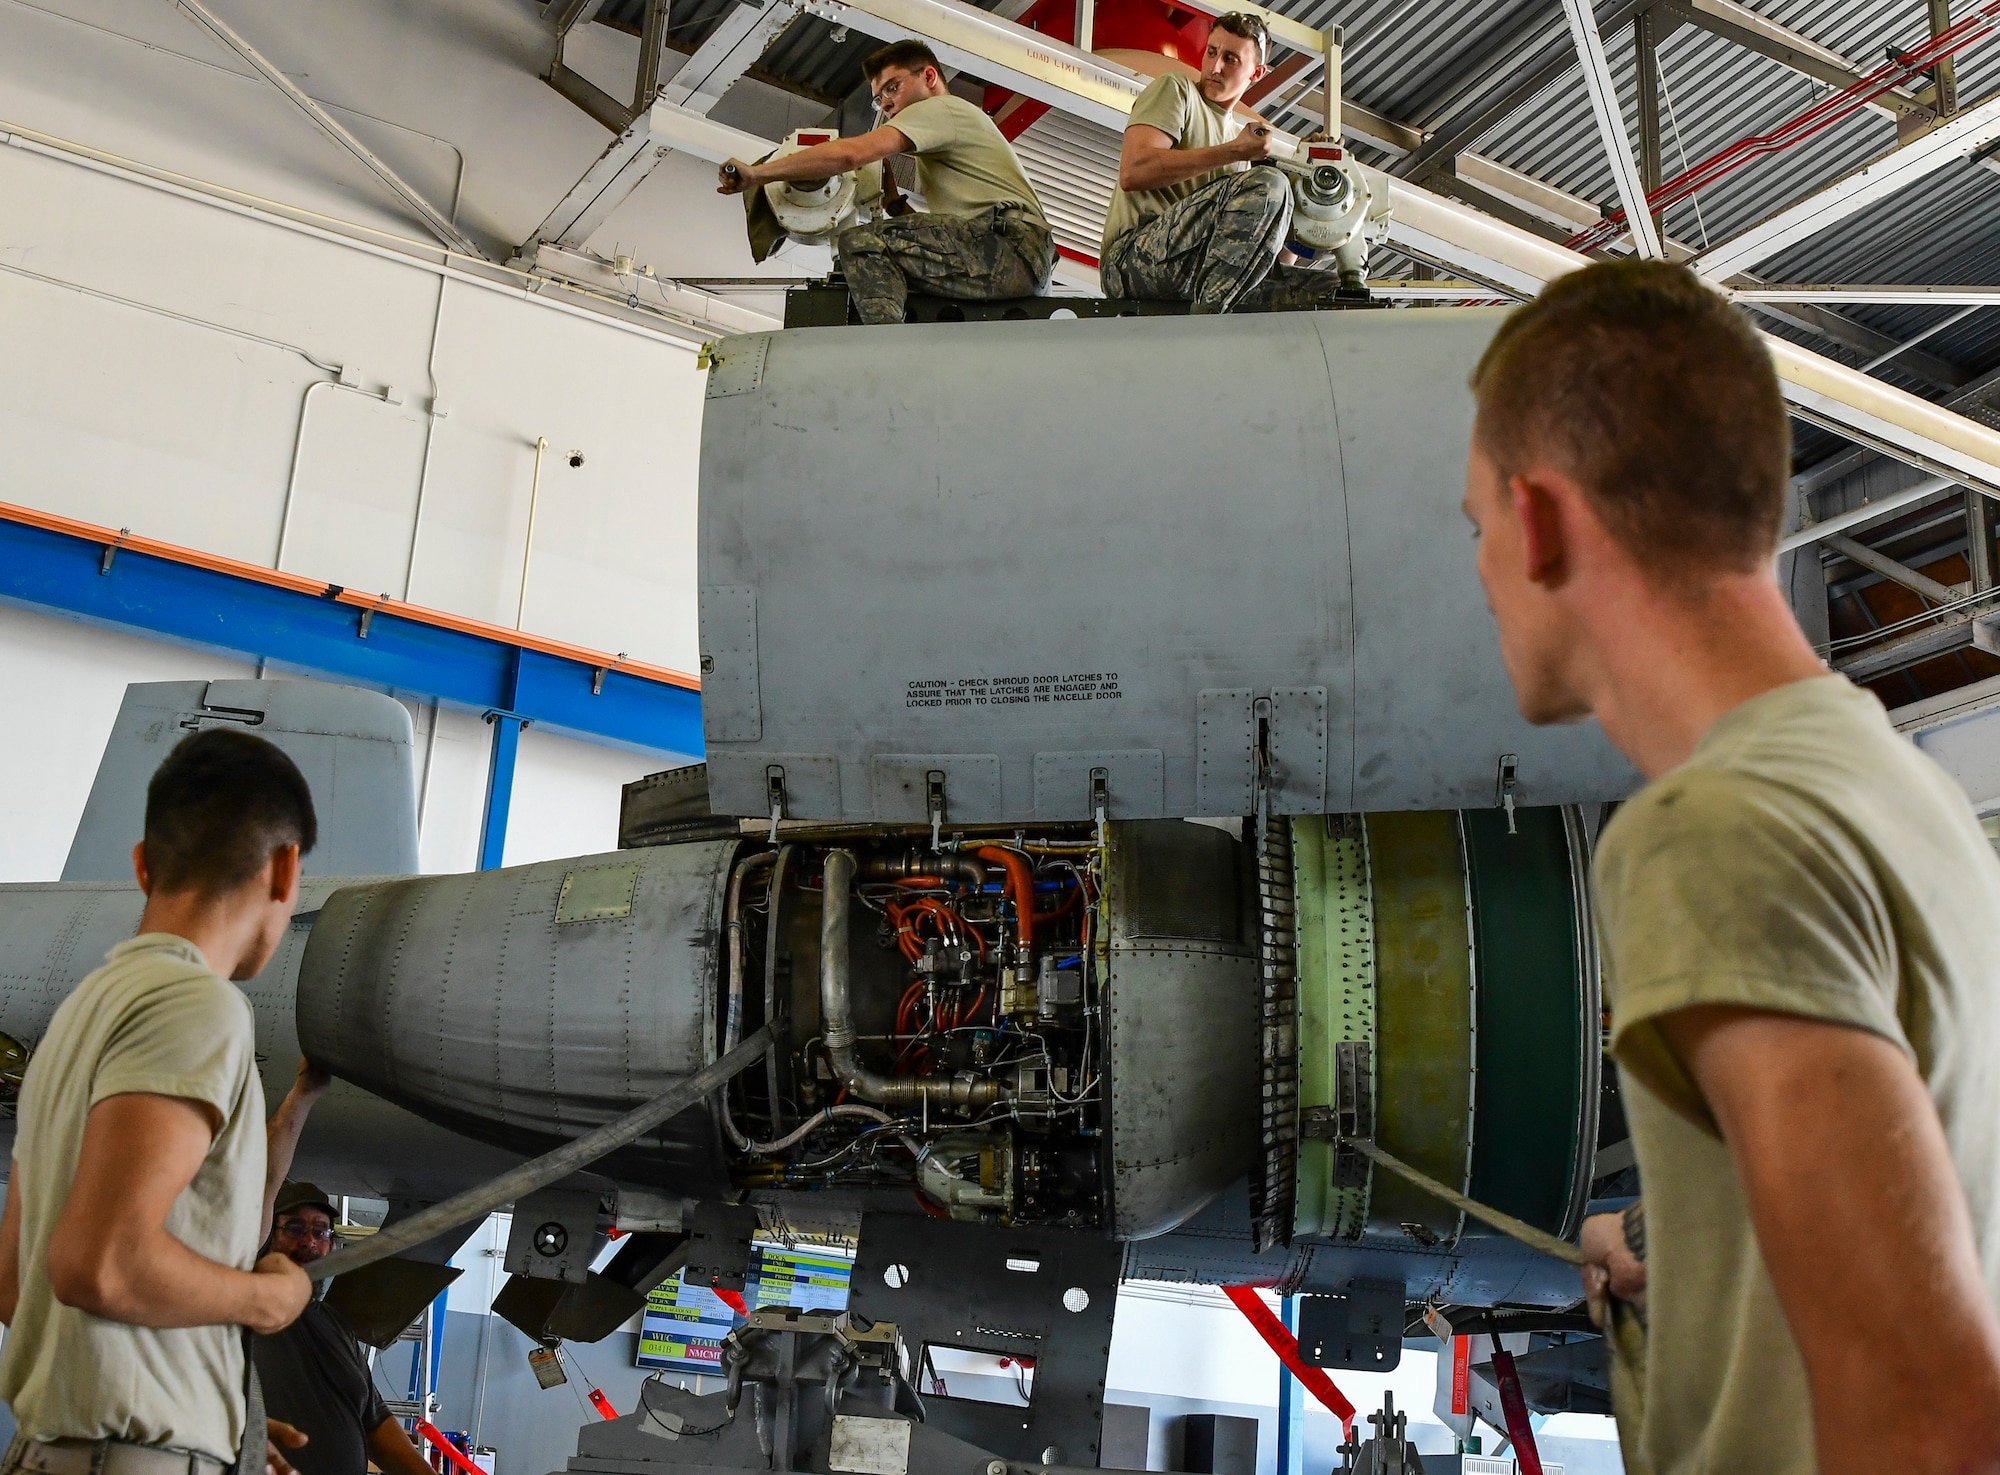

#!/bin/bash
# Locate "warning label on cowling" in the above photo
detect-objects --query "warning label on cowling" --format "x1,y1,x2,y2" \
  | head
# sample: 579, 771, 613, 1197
905, 673, 1122, 709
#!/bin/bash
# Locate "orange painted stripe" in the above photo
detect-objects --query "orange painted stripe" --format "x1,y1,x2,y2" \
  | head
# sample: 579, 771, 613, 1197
0, 498, 702, 692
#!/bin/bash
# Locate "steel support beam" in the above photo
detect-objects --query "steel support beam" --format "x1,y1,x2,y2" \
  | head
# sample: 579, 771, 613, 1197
547, 61, 637, 133
1694, 91, 2000, 281
480, 710, 526, 871
1740, 297, 1970, 392
1928, 0, 1960, 118
1634, 8, 1663, 237
1826, 533, 1963, 603
171, 0, 485, 260
526, 111, 679, 250
1371, 174, 2000, 495
1780, 475, 1959, 552
1560, 0, 1664, 256
1393, 0, 1654, 184
526, 37, 797, 256
663, 0, 804, 114
1972, 489, 1998, 591
1737, 284, 2000, 306
1663, 0, 1933, 124
545, 0, 613, 39
1836, 611, 1983, 680
0, 500, 703, 759
807, 0, 1147, 128
636, 0, 673, 109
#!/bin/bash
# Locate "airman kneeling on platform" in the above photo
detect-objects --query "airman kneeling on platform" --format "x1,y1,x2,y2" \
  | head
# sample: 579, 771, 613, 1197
719, 40, 1055, 325
1101, 12, 1345, 314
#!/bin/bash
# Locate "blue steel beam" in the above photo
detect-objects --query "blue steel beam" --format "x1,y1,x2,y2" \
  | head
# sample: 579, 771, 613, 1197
0, 503, 704, 761
480, 712, 526, 870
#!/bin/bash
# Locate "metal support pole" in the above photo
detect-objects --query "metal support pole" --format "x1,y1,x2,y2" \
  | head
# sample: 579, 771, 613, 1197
519, 437, 548, 630
1971, 488, 1997, 591
1073, 0, 1093, 53
1323, 28, 1341, 138
1276, 1296, 1304, 1475
1634, 8, 1663, 241
1825, 533, 1962, 604
1929, 0, 1960, 118
479, 712, 524, 871
170, 0, 485, 260
636, 0, 672, 110
1559, 0, 1663, 258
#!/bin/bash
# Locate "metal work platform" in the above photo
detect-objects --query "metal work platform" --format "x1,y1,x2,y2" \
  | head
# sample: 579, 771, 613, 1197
781, 281, 1380, 327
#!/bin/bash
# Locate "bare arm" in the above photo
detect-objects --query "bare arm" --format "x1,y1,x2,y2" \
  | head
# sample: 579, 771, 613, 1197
45, 1092, 310, 1334
1117, 121, 1272, 192
719, 125, 910, 194
262, 1057, 332, 1242
366, 1416, 436, 1475
0, 1162, 20, 1325
1660, 1005, 2000, 1473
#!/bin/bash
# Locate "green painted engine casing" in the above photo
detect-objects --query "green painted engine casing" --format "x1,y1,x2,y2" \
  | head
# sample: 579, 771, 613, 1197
1293, 807, 1598, 1249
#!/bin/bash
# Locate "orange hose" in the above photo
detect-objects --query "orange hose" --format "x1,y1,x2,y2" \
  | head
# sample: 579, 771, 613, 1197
976, 846, 1035, 953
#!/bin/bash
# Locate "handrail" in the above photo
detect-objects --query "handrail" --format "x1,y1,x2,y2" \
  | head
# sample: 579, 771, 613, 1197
0, 498, 700, 692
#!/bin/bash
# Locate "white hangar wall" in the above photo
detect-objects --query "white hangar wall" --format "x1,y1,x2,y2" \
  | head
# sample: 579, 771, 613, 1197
0, 0, 817, 878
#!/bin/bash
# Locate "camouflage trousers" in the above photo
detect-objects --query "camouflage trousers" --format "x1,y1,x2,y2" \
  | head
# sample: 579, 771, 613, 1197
837, 207, 1056, 325
1102, 166, 1348, 314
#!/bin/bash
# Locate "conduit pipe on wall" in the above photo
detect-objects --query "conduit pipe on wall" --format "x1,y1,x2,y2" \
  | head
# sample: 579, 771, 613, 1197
274, 377, 386, 571
516, 436, 548, 630
0, 255, 378, 577
0, 121, 771, 345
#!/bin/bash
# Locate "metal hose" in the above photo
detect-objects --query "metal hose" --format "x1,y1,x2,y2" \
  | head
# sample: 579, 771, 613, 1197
740, 1102, 897, 1157
820, 849, 1007, 1110
762, 845, 794, 1136
720, 851, 778, 1152
862, 852, 988, 889
304, 1027, 771, 1281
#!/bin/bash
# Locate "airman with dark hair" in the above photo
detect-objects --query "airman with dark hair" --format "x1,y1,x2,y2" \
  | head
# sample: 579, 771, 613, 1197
0, 728, 326, 1475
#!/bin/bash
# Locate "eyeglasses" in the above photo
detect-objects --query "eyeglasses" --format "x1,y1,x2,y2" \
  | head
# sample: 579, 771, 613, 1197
276, 1218, 335, 1244
1212, 12, 1271, 62
871, 70, 921, 111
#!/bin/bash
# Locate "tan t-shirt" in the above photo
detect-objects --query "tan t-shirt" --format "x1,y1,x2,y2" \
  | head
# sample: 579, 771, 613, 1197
1594, 674, 2000, 1475
1101, 70, 1244, 256
887, 95, 1048, 226
0, 934, 266, 1460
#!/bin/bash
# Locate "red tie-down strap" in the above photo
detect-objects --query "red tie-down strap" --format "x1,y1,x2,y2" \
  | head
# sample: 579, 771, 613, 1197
1489, 1348, 1545, 1475
413, 1422, 488, 1475
1222, 1285, 1356, 1430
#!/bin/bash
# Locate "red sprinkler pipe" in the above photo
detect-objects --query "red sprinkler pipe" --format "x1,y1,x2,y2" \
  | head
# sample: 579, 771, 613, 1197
1567, 1, 2000, 255
976, 847, 1036, 954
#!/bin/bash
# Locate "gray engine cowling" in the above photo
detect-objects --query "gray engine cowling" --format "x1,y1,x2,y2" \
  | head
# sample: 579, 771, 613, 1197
296, 843, 738, 1194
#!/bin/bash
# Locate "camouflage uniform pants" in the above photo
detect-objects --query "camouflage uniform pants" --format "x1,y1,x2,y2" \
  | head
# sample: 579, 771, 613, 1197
1102, 166, 1348, 314
837, 207, 1056, 325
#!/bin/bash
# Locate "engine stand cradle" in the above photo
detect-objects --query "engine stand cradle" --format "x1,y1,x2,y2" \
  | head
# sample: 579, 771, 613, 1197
847, 1213, 1122, 1469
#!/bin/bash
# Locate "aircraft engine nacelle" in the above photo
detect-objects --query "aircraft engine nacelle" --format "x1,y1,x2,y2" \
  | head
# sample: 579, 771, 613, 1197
695, 309, 1639, 832
281, 787, 1598, 1307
